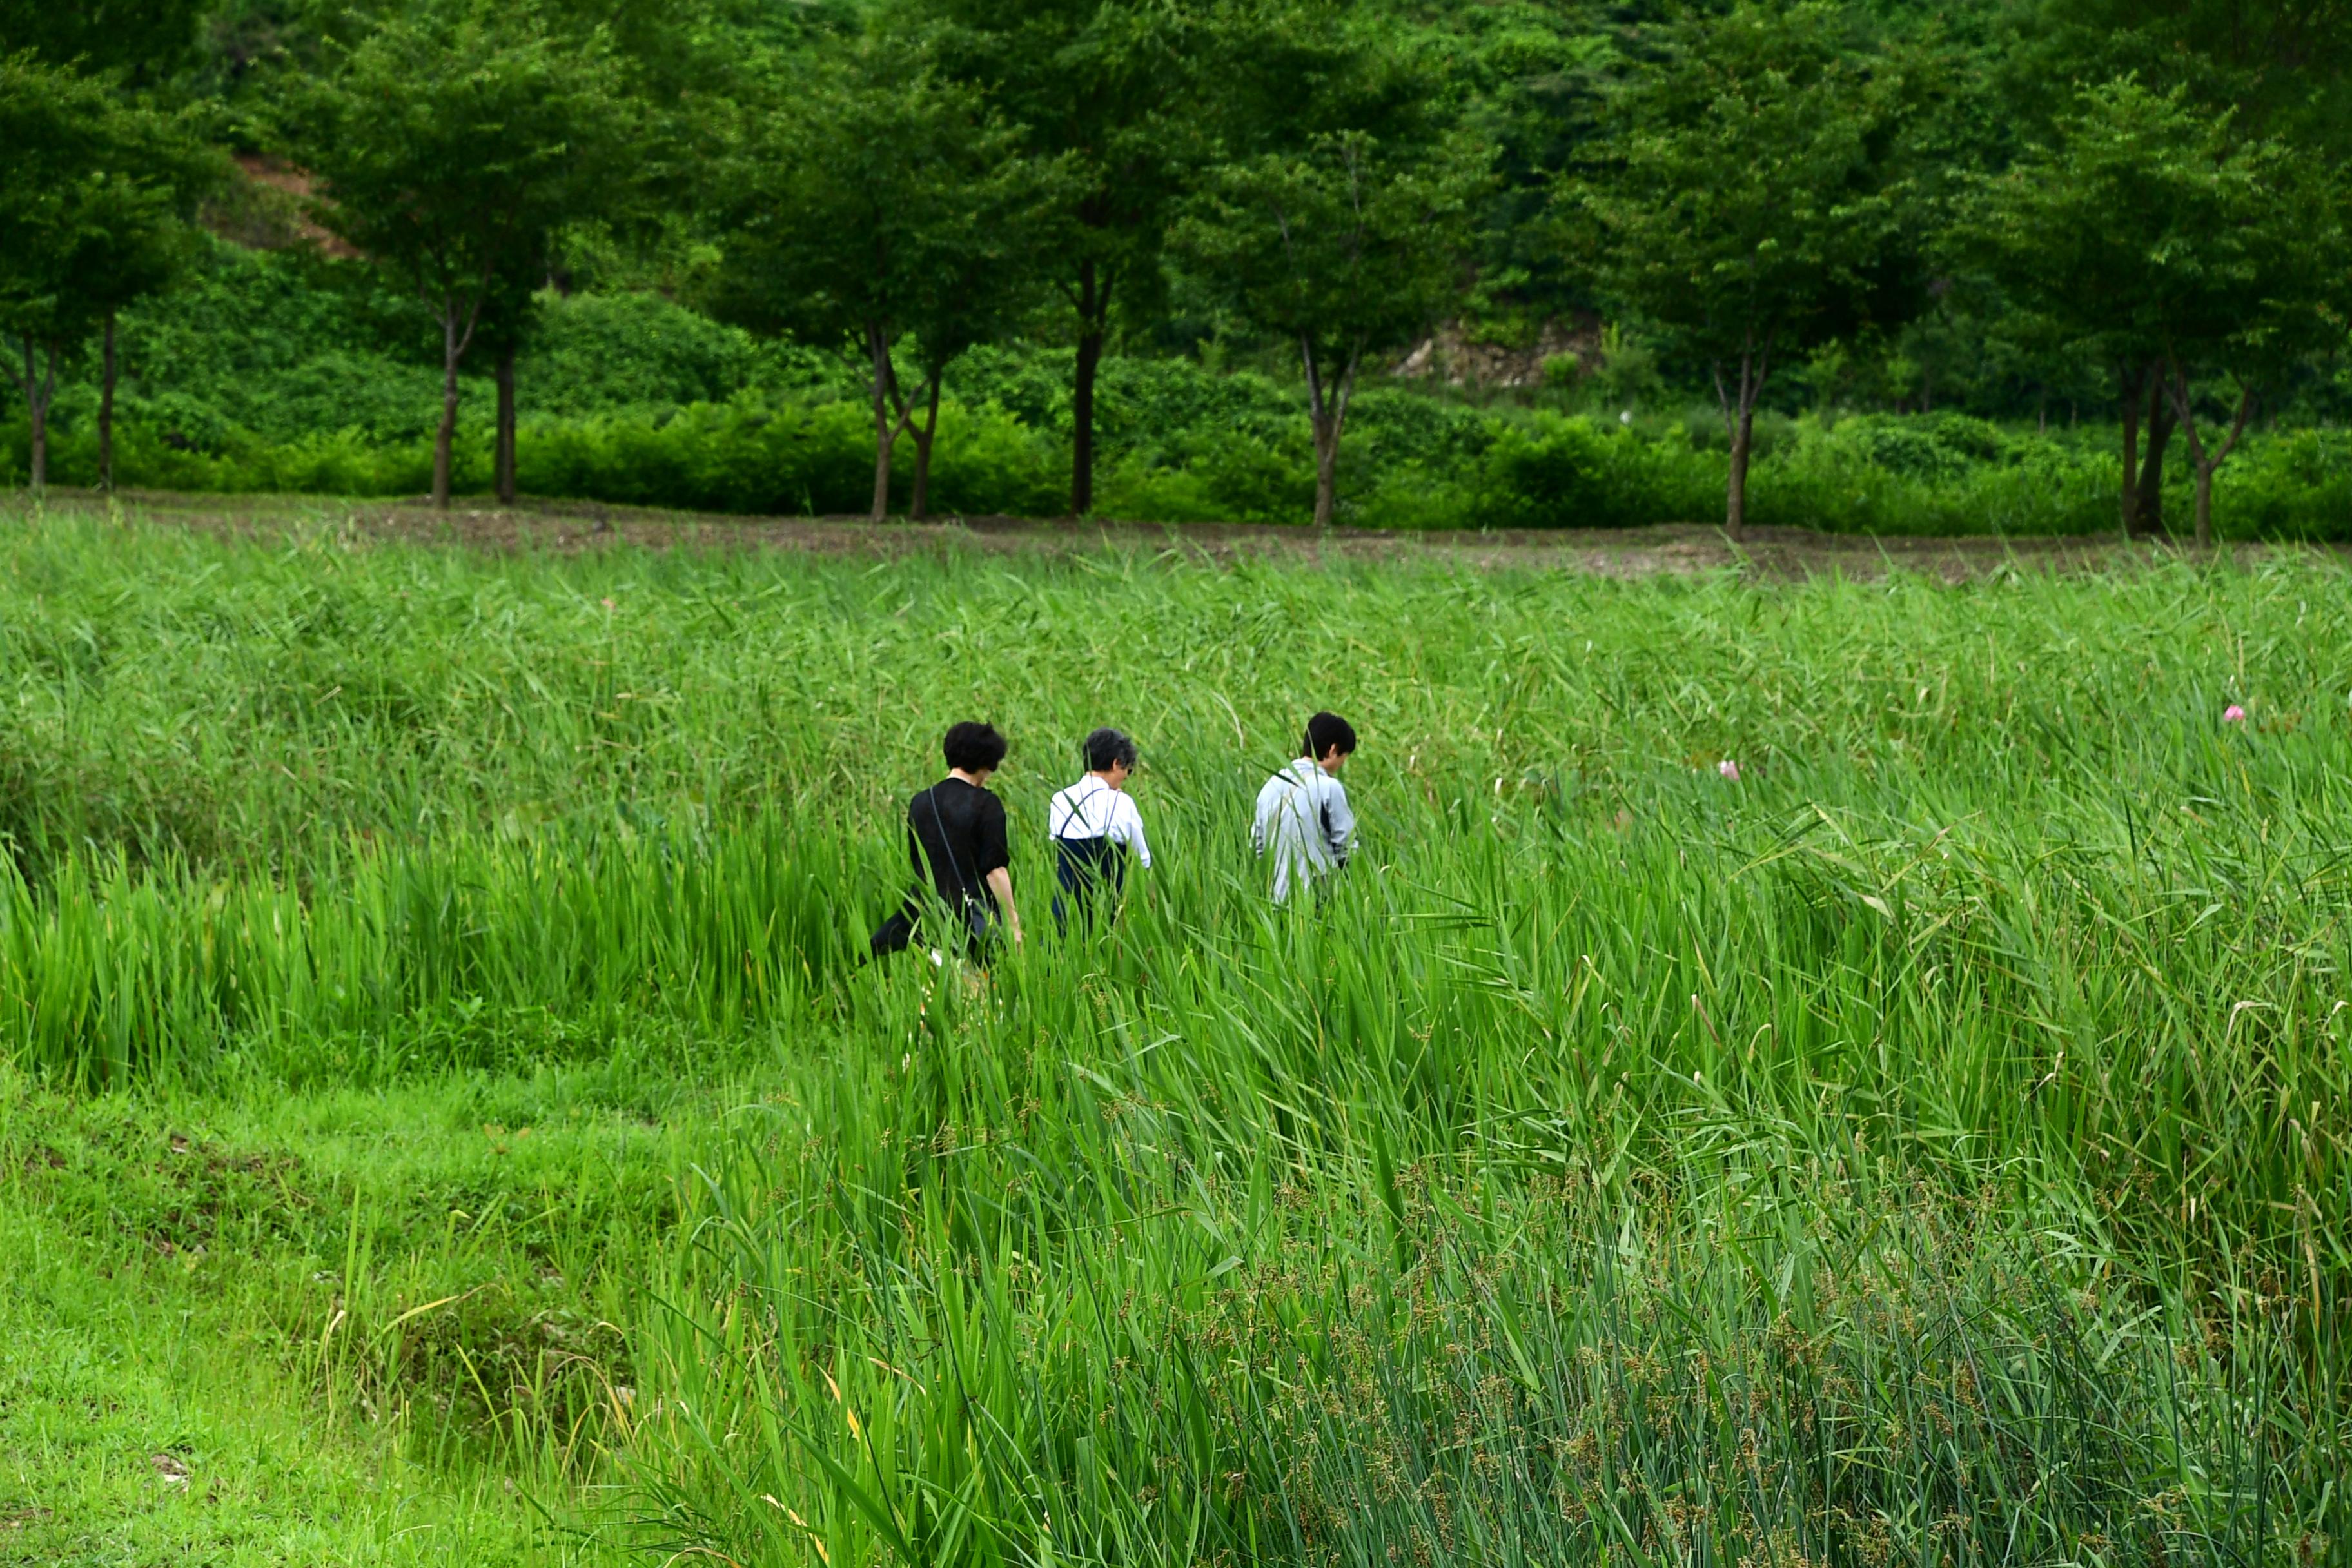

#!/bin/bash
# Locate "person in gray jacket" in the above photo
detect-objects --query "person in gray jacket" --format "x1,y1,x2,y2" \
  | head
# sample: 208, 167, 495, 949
1252, 711, 1357, 903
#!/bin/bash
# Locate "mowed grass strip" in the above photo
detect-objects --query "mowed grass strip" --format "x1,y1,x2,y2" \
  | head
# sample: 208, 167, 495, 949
0, 507, 2345, 1564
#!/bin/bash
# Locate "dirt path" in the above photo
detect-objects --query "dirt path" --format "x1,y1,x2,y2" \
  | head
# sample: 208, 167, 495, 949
12, 488, 2312, 580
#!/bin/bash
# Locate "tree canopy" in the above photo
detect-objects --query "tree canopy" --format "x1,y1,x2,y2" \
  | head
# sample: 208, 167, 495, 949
919, 0, 1211, 515
1177, 6, 1484, 527
700, 35, 1068, 520
0, 0, 207, 83
0, 53, 208, 489
6, 0, 2352, 540
1560, 3, 1923, 535
284, 0, 628, 507
1957, 78, 2351, 542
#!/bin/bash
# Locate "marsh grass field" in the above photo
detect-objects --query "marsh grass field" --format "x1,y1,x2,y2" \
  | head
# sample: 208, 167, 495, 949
1, 500, 2348, 1566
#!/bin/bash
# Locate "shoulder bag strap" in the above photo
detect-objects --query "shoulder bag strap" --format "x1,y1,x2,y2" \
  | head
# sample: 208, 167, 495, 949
928, 785, 975, 897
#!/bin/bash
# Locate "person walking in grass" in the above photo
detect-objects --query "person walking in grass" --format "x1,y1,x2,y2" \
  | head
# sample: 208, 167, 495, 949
871, 721, 1023, 960
1048, 727, 1152, 932
1253, 711, 1357, 904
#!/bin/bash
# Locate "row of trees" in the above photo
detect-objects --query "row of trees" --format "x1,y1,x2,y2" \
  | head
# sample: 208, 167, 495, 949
0, 57, 204, 491
6, 0, 2350, 542
1565, 7, 2350, 545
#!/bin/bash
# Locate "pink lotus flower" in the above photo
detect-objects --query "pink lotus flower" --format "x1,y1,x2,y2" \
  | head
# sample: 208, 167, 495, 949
1718, 759, 1741, 781
2223, 704, 2246, 724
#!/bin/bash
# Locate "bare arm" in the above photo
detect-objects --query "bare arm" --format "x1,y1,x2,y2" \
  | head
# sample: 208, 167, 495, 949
986, 865, 1022, 945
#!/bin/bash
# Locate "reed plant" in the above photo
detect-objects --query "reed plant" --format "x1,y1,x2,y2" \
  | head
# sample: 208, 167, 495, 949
1, 505, 2347, 1562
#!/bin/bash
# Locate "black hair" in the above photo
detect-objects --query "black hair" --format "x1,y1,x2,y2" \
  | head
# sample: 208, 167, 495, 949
943, 721, 1009, 774
1083, 727, 1137, 773
1303, 711, 1357, 761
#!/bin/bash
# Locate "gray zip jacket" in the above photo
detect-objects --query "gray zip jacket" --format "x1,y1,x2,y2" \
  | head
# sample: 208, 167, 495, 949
1251, 758, 1355, 903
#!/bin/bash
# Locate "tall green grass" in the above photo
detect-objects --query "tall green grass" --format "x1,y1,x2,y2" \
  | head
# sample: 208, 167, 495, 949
0, 819, 863, 1086
1, 506, 2348, 1562
636, 1084, 2324, 1567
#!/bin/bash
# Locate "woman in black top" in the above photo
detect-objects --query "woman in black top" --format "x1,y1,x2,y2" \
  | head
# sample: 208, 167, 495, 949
872, 721, 1024, 959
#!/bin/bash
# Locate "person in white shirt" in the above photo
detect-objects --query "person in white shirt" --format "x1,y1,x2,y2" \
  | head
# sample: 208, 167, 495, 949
1253, 711, 1357, 904
1049, 727, 1152, 930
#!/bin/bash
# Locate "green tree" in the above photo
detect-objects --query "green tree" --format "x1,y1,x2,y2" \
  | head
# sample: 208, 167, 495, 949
701, 38, 1064, 521
0, 54, 99, 491
1992, 2, 2352, 526
1177, 83, 1482, 526
0, 54, 201, 493
287, 1, 626, 508
921, 0, 1204, 516
1562, 2, 1920, 537
0, 0, 205, 84
476, 270, 540, 509
80, 109, 213, 492
2021, 0, 2352, 152
1956, 79, 2347, 545
2153, 146, 2345, 546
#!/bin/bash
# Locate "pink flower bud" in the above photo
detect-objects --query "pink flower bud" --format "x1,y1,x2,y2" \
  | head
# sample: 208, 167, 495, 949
1718, 759, 1741, 781
2222, 704, 2246, 724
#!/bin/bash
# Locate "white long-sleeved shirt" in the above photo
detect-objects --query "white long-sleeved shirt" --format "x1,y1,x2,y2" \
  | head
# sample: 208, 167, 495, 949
1252, 758, 1354, 902
1049, 775, 1152, 867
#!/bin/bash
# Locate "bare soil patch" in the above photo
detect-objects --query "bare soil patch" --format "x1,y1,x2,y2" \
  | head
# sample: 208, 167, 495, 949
10, 487, 2313, 580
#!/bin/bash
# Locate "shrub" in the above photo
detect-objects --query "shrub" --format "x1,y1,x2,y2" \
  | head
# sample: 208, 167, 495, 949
1480, 414, 1616, 527
2211, 427, 2352, 539
514, 399, 876, 514
924, 403, 1064, 518
520, 292, 836, 416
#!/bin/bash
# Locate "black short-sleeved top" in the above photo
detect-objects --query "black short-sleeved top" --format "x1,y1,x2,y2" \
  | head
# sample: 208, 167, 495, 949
907, 778, 1009, 906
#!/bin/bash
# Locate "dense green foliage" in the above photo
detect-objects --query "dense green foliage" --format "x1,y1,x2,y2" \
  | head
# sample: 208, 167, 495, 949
700, 33, 1072, 519
1558, 1, 1921, 531
1, 509, 2347, 1561
0, 54, 210, 488
6, 0, 2351, 533
279, 0, 630, 504
10, 250, 2351, 534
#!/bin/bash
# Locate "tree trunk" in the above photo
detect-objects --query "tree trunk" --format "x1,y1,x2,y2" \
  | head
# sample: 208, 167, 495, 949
1301, 337, 1360, 531
2117, 362, 2144, 539
494, 342, 517, 507
908, 372, 943, 521
1717, 344, 1764, 540
2133, 372, 2174, 537
17, 337, 55, 495
2164, 366, 2255, 553
868, 326, 899, 523
426, 284, 489, 509
433, 313, 462, 509
1310, 418, 1340, 529
1725, 401, 1754, 538
1070, 259, 1111, 518
99, 312, 117, 493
